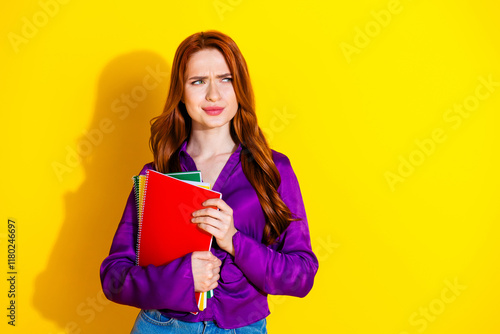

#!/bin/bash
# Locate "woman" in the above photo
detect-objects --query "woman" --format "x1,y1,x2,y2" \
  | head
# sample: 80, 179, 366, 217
100, 30, 319, 333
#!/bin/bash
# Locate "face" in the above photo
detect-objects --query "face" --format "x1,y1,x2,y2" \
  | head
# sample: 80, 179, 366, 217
182, 48, 238, 131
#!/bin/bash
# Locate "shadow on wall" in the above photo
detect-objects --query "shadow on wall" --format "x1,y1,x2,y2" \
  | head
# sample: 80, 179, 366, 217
33, 51, 170, 333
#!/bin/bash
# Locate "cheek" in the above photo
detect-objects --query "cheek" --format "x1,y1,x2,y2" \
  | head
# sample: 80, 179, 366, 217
184, 87, 203, 103
183, 93, 201, 116
221, 87, 237, 103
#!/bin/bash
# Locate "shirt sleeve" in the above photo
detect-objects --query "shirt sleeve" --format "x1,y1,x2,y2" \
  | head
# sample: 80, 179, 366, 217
232, 154, 319, 297
99, 163, 199, 312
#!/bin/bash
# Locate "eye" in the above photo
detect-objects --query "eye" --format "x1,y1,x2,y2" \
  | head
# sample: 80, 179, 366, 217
191, 80, 203, 85
222, 77, 233, 82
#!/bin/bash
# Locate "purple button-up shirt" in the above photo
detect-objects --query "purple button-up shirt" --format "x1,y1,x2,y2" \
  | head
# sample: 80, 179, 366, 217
100, 140, 319, 329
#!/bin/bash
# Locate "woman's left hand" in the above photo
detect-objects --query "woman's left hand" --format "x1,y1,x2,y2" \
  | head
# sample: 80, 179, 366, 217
191, 198, 237, 256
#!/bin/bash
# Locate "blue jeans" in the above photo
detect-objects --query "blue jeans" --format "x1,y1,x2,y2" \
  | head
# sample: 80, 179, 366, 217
131, 309, 268, 334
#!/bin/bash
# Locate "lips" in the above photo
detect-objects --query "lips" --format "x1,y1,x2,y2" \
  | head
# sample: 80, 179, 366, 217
202, 106, 224, 116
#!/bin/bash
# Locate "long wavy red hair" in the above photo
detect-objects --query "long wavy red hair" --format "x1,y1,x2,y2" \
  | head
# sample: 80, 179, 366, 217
149, 30, 298, 245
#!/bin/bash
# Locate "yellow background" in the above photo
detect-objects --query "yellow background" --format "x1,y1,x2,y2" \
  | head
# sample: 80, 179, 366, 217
2, 0, 499, 333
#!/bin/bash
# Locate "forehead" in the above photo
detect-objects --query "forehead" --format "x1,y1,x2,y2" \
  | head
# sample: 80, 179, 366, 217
185, 48, 230, 75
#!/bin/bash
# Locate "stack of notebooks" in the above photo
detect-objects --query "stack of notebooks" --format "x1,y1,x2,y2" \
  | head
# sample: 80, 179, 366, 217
132, 169, 222, 313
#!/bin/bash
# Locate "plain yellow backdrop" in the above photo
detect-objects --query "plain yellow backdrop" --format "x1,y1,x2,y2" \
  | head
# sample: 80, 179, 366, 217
2, 0, 499, 333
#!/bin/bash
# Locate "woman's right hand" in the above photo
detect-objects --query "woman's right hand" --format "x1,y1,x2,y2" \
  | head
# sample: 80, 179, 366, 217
191, 251, 221, 292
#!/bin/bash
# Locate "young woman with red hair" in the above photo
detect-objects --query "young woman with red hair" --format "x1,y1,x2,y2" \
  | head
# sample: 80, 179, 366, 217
100, 30, 318, 333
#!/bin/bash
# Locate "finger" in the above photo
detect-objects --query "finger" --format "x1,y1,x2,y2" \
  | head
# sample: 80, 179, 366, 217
193, 217, 225, 235
192, 215, 223, 227
193, 213, 233, 231
192, 251, 215, 260
207, 273, 220, 285
202, 198, 233, 214
201, 279, 218, 292
198, 223, 222, 239
210, 258, 221, 268
207, 258, 222, 271
192, 207, 222, 219
207, 280, 218, 291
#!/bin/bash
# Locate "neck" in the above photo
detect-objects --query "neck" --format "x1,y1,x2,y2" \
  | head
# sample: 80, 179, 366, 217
186, 126, 238, 158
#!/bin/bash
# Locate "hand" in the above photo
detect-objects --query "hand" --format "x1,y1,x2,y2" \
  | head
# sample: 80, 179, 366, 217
191, 251, 221, 293
191, 198, 237, 256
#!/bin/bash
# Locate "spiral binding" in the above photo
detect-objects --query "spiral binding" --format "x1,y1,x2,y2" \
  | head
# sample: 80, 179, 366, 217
132, 175, 141, 220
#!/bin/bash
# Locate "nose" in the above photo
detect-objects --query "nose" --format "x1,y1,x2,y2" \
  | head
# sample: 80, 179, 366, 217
206, 80, 221, 102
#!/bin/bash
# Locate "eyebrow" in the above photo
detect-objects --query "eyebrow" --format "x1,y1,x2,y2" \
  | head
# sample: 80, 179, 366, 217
188, 73, 232, 81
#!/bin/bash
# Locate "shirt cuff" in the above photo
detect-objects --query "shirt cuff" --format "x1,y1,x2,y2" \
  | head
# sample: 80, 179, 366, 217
232, 230, 268, 292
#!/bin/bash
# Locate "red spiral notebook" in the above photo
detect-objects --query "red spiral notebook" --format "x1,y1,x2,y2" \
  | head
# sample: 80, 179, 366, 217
137, 169, 222, 310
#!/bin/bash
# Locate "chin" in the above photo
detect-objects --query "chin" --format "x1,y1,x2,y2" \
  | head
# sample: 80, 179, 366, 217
201, 120, 230, 129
